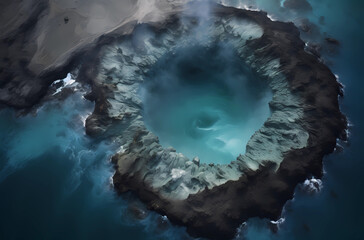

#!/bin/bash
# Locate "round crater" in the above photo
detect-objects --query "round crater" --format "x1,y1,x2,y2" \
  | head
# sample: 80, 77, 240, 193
140, 44, 271, 164
102, 6, 310, 201
91, 4, 346, 238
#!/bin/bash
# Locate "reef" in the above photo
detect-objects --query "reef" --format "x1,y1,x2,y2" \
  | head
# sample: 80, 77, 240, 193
0, 2, 347, 240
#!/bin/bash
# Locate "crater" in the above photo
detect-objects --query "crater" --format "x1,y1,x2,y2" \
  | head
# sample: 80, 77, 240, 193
141, 44, 271, 164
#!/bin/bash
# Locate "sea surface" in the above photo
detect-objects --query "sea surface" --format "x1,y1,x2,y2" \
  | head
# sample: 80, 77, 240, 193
0, 0, 363, 239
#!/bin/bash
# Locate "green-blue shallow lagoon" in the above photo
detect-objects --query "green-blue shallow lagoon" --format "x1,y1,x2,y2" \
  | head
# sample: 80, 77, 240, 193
141, 44, 271, 164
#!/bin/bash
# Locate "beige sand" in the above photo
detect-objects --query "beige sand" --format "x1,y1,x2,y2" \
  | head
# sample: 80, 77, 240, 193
1, 0, 188, 75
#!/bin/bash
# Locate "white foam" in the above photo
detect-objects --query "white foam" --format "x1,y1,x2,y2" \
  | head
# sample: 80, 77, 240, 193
109, 171, 115, 187
302, 178, 323, 194
80, 112, 92, 127
270, 217, 285, 225
52, 73, 77, 95
267, 14, 278, 21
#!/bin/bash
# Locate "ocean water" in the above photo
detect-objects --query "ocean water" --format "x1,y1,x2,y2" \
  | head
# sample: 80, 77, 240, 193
0, 89, 190, 240
0, 0, 363, 240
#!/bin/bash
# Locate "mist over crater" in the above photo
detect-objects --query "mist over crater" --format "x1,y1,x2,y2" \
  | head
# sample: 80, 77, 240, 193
140, 44, 271, 164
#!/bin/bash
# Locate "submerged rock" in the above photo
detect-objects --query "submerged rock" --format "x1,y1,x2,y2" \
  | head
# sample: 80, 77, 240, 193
283, 0, 312, 11
127, 204, 149, 220
325, 37, 340, 45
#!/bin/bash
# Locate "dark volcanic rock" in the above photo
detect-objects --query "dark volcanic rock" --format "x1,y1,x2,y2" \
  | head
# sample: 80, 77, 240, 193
325, 37, 340, 45
305, 42, 322, 58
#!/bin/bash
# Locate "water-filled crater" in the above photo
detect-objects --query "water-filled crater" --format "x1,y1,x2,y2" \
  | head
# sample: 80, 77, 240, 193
141, 44, 271, 164
102, 8, 311, 202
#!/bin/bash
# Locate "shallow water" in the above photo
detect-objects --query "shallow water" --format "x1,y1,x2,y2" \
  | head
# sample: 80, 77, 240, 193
141, 44, 271, 164
0, 0, 363, 239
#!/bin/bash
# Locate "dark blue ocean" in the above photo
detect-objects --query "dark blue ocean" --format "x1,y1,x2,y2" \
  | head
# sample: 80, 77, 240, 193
0, 0, 363, 239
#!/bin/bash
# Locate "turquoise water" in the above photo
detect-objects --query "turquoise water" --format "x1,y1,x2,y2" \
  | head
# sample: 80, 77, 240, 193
0, 0, 363, 239
0, 91, 190, 240
141, 44, 271, 164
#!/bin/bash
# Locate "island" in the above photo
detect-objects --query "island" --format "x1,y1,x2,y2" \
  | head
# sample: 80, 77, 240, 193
0, 2, 347, 240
